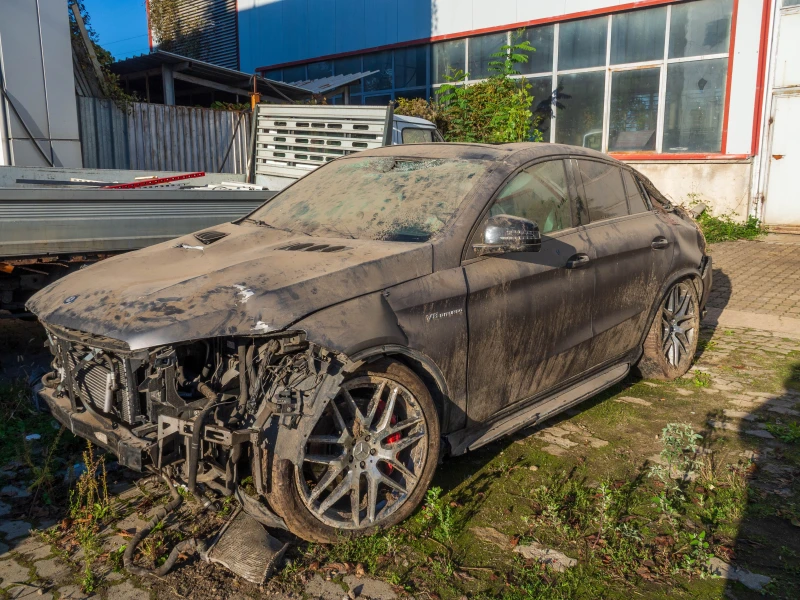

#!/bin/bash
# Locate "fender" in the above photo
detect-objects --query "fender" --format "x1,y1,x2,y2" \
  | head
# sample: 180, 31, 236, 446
636, 265, 704, 350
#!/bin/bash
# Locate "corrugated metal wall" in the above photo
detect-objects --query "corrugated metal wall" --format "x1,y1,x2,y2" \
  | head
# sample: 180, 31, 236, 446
156, 0, 239, 70
78, 97, 250, 174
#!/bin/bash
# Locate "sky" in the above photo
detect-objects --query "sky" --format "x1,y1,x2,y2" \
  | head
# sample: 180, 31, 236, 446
83, 0, 150, 61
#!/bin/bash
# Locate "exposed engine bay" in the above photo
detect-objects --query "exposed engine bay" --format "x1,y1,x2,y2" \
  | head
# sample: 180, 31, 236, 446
41, 323, 348, 507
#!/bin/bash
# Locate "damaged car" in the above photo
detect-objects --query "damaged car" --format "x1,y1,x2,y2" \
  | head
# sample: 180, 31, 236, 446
28, 143, 711, 544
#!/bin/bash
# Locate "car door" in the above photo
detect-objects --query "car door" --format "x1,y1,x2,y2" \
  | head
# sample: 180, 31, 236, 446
574, 158, 675, 367
463, 159, 596, 425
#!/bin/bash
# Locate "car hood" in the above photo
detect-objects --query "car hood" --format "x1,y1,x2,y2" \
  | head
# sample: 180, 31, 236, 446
27, 223, 432, 350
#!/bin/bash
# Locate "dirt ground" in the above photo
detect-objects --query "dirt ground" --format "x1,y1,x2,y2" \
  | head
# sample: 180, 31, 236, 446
1, 239, 799, 599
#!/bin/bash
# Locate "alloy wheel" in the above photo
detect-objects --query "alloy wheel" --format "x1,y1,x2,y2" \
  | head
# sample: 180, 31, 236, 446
661, 281, 697, 367
295, 375, 429, 529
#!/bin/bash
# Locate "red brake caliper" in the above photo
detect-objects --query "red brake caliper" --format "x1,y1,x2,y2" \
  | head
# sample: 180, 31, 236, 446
377, 399, 400, 474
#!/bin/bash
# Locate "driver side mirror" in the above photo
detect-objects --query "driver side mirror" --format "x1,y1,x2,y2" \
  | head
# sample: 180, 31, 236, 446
472, 214, 541, 256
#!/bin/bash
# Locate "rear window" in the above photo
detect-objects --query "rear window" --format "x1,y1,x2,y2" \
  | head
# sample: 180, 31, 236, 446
577, 160, 629, 222
622, 169, 650, 214
402, 128, 436, 143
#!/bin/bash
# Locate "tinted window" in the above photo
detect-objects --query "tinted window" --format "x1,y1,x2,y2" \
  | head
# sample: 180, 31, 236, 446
488, 160, 572, 234
577, 161, 629, 222
402, 128, 434, 144
621, 170, 650, 214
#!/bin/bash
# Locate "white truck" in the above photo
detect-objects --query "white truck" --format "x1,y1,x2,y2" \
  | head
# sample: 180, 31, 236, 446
0, 104, 441, 312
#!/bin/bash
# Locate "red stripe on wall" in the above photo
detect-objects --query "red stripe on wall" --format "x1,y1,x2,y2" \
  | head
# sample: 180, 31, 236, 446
751, 0, 773, 157
721, 0, 740, 154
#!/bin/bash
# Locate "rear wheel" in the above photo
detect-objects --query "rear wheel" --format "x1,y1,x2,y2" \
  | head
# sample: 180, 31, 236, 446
267, 359, 440, 543
637, 280, 700, 380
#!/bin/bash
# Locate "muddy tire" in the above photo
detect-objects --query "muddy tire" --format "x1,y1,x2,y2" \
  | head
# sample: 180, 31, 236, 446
637, 279, 700, 381
267, 359, 440, 543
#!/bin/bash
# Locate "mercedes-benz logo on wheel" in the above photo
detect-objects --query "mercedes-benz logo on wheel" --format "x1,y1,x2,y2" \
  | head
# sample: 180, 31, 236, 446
63, 295, 78, 304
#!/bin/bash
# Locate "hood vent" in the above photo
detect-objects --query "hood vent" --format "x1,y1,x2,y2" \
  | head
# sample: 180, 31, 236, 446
195, 230, 229, 245
280, 243, 350, 253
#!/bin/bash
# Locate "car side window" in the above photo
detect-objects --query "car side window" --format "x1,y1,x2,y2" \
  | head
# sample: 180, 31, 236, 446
621, 169, 650, 214
576, 160, 629, 222
402, 128, 434, 143
487, 160, 573, 234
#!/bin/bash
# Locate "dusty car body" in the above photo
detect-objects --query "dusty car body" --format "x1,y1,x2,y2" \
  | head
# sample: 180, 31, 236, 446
28, 143, 711, 543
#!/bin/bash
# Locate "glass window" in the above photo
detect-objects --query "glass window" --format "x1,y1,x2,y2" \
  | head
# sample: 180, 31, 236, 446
283, 65, 307, 83
555, 71, 605, 150
487, 160, 572, 234
363, 51, 392, 92
307, 61, 333, 80
334, 56, 363, 94
611, 7, 667, 64
396, 88, 429, 101
395, 46, 428, 89
364, 94, 392, 105
468, 32, 508, 80
609, 68, 660, 152
433, 39, 466, 83
622, 169, 650, 214
263, 69, 282, 82
518, 26, 554, 75
250, 156, 489, 242
402, 128, 436, 143
558, 16, 607, 71
530, 77, 554, 138
785, 0, 800, 6
669, 0, 733, 59
663, 58, 727, 153
577, 160, 629, 221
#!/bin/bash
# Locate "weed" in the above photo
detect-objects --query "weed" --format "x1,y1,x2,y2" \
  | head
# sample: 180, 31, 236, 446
692, 372, 712, 388
766, 421, 800, 444
418, 486, 457, 544
682, 531, 712, 575
109, 545, 126, 571
696, 210, 764, 244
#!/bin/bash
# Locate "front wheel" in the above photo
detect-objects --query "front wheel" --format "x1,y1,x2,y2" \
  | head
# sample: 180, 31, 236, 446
267, 359, 440, 543
637, 280, 700, 380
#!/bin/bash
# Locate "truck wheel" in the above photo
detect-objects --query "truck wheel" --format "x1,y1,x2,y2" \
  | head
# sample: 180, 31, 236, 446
637, 280, 700, 381
268, 359, 440, 543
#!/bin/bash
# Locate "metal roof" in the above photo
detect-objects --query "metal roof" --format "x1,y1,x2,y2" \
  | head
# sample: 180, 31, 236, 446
286, 71, 379, 94
110, 50, 311, 101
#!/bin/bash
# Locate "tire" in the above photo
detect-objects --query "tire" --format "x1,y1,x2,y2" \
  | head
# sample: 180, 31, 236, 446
267, 359, 440, 543
637, 279, 700, 380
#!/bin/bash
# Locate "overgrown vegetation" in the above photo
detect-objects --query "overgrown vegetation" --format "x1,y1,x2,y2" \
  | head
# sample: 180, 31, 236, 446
696, 210, 765, 244
395, 31, 547, 143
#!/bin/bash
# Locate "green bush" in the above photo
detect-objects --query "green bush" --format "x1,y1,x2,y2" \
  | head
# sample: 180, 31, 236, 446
695, 210, 764, 244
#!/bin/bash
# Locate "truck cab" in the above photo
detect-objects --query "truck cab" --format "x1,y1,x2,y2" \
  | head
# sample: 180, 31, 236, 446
392, 114, 444, 145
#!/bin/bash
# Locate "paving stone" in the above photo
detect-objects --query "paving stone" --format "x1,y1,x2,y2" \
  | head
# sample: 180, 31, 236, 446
470, 526, 511, 548
105, 571, 125, 582
0, 485, 30, 499
7, 584, 52, 599
513, 542, 577, 572
767, 405, 800, 416
0, 559, 30, 586
0, 542, 9, 558
708, 420, 739, 432
674, 388, 694, 397
0, 501, 11, 516
537, 433, 578, 448
57, 584, 90, 599
709, 557, 771, 591
641, 381, 660, 387
108, 580, 149, 600
541, 444, 568, 456
744, 429, 775, 439
13, 537, 51, 561
722, 409, 757, 421
33, 557, 70, 580
0, 521, 31, 540
343, 574, 398, 599
614, 396, 652, 407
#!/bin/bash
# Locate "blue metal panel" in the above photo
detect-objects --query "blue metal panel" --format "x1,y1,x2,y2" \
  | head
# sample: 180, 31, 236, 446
335, 0, 366, 53
308, 0, 337, 59
397, 0, 433, 42
282, 0, 309, 61
364, 0, 398, 49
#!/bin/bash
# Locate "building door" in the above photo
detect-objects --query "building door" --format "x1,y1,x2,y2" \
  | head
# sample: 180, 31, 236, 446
764, 93, 800, 226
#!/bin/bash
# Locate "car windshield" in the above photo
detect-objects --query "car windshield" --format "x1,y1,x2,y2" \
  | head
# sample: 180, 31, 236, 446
246, 156, 488, 242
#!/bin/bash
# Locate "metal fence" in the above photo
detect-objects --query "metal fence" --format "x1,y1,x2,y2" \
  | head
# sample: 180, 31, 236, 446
78, 97, 250, 174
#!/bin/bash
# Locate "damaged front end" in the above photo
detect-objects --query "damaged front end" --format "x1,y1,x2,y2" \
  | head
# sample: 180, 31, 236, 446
38, 323, 349, 525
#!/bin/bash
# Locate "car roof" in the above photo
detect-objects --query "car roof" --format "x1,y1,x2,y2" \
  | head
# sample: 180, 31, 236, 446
355, 142, 616, 165
393, 114, 437, 127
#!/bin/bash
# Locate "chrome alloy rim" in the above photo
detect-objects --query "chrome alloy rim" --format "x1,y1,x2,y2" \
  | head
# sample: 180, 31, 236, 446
295, 376, 428, 529
661, 282, 697, 367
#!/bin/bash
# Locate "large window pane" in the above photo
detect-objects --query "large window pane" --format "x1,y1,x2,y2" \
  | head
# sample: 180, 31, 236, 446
530, 76, 554, 138
263, 69, 282, 82
785, 0, 800, 6
663, 58, 728, 153
558, 17, 607, 71
433, 39, 465, 83
609, 68, 660, 152
363, 51, 392, 92
364, 94, 392, 106
468, 32, 508, 79
334, 56, 363, 94
669, 0, 733, 58
518, 26, 554, 75
395, 46, 428, 89
555, 71, 605, 150
307, 61, 333, 80
611, 7, 667, 64
283, 65, 307, 83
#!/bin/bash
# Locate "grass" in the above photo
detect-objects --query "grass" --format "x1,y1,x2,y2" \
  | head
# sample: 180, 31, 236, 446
696, 210, 764, 244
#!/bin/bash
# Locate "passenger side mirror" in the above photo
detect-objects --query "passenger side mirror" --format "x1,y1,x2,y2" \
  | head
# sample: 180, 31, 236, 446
472, 214, 541, 256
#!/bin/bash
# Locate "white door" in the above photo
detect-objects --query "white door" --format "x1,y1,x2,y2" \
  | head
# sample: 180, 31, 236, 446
764, 93, 800, 226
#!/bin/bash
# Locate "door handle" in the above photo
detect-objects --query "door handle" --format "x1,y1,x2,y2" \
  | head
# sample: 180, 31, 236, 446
651, 236, 670, 249
565, 253, 590, 269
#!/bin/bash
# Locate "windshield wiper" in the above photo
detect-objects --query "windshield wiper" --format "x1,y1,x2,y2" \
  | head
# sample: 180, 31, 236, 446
242, 218, 310, 237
